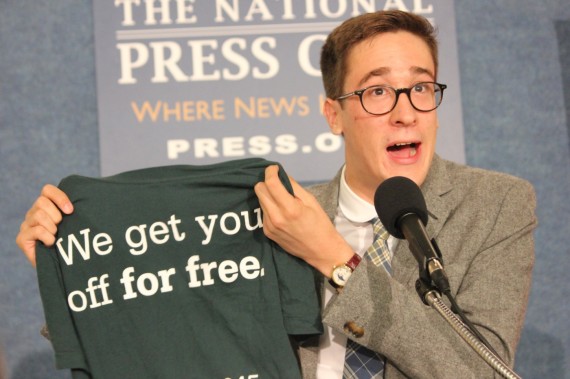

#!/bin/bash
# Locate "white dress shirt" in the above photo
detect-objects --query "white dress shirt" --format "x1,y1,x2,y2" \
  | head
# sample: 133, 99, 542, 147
316, 167, 397, 378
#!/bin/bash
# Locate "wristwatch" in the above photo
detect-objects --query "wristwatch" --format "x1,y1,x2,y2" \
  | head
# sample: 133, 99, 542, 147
329, 253, 362, 290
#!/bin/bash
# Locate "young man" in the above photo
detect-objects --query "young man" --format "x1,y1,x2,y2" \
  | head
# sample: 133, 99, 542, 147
18, 10, 536, 379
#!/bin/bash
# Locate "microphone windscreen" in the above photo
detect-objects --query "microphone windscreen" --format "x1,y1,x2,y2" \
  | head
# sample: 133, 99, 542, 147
374, 176, 428, 239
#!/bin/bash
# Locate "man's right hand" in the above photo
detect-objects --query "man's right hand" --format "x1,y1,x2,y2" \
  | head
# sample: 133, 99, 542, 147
254, 165, 354, 277
16, 184, 73, 267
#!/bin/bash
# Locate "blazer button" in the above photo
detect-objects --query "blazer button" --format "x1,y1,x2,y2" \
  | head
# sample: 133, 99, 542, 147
344, 321, 364, 338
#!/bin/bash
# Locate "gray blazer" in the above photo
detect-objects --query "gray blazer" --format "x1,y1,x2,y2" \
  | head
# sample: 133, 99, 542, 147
298, 155, 537, 379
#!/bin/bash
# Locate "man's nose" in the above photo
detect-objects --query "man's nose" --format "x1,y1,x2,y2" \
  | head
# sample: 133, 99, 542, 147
389, 92, 417, 125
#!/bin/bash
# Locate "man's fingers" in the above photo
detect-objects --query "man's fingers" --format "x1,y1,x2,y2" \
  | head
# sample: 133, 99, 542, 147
15, 184, 71, 267
262, 165, 314, 209
287, 174, 319, 206
40, 184, 73, 215
26, 184, 73, 230
263, 165, 294, 200
16, 225, 57, 267
24, 195, 64, 233
255, 180, 286, 228
23, 206, 59, 236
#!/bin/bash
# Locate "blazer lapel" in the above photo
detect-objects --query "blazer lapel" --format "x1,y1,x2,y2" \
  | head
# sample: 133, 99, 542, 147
391, 155, 454, 286
422, 155, 454, 241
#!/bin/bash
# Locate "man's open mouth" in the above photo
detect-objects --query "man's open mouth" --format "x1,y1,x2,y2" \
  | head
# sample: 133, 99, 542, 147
387, 142, 419, 157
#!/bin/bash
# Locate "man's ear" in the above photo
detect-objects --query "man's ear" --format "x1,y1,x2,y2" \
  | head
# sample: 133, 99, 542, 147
323, 98, 343, 135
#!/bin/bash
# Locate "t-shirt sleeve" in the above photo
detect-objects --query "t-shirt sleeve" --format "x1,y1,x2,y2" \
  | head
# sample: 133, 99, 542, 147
272, 165, 323, 336
36, 243, 90, 372
273, 243, 323, 336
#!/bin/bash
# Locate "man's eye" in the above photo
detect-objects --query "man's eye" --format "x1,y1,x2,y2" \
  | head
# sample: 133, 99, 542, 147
413, 84, 427, 92
371, 87, 386, 96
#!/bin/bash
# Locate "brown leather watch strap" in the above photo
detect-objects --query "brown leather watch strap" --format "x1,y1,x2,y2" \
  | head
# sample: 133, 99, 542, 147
345, 253, 362, 271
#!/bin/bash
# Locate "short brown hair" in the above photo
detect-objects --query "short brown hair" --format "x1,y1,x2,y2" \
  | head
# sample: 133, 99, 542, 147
320, 10, 439, 99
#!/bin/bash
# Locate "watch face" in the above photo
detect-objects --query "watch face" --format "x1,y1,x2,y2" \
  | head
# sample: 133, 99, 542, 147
332, 265, 352, 286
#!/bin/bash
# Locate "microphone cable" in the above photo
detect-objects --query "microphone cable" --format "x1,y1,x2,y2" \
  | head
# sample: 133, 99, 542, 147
442, 289, 502, 360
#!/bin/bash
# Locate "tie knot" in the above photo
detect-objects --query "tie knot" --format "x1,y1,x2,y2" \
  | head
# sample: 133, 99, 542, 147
370, 217, 390, 241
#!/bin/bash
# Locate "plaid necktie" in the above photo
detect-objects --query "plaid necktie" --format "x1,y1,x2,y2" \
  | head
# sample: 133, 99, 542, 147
364, 218, 392, 274
343, 218, 391, 379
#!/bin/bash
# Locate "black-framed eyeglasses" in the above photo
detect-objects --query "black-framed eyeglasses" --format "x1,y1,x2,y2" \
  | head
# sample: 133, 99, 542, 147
335, 82, 447, 116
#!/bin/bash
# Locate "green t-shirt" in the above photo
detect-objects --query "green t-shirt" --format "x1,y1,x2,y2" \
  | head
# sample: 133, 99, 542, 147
37, 158, 322, 379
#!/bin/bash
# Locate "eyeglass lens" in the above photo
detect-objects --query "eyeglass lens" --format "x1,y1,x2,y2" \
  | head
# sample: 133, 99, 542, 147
362, 83, 443, 115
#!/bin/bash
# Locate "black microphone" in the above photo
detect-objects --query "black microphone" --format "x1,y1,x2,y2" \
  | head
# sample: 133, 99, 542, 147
374, 176, 450, 293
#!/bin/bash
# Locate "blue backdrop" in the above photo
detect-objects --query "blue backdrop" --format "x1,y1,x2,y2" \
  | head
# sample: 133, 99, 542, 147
1, 1, 569, 378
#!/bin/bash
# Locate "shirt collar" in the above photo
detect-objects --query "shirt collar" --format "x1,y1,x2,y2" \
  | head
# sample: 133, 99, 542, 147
338, 165, 378, 223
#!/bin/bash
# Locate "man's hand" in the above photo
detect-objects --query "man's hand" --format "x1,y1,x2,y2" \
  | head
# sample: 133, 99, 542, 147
254, 165, 354, 277
16, 184, 73, 267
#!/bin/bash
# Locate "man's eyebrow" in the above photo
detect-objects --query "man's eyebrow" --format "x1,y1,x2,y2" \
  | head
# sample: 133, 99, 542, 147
358, 67, 390, 87
357, 66, 435, 87
410, 66, 435, 79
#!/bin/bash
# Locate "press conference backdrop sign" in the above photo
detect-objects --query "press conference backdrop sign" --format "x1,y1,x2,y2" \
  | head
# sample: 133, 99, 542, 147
94, 0, 465, 181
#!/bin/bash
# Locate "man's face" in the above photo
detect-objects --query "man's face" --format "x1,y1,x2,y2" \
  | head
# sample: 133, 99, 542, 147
324, 31, 439, 202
